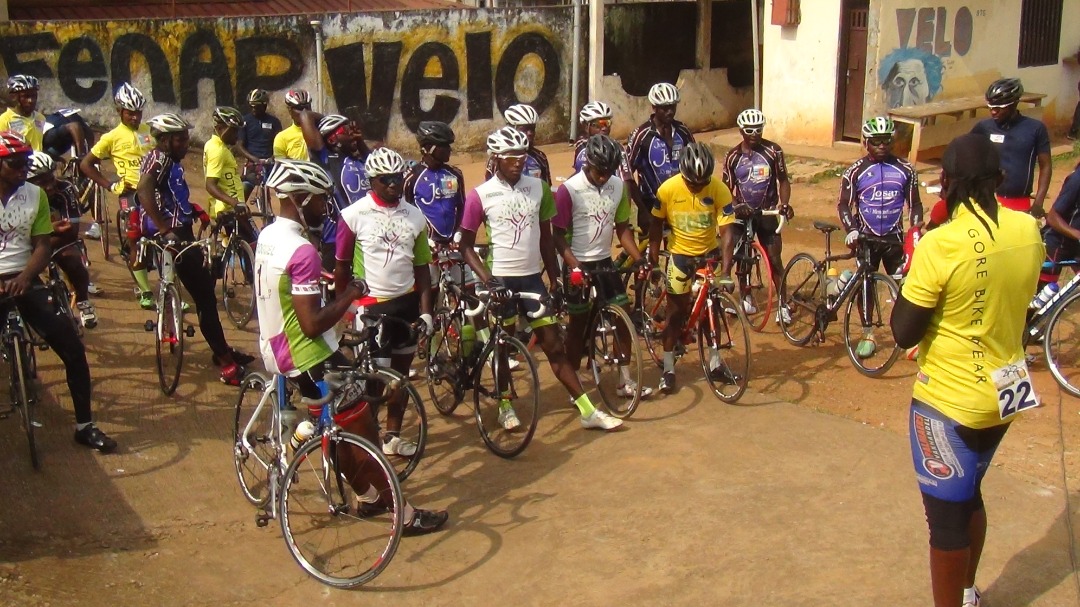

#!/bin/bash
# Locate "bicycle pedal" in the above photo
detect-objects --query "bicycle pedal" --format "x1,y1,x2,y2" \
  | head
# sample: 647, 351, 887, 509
254, 512, 271, 527
31, 421, 43, 428
184, 325, 196, 338
143, 320, 156, 332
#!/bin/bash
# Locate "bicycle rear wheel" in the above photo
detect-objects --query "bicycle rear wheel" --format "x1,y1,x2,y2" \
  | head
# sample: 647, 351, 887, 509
697, 291, 751, 403
369, 367, 427, 482
426, 309, 465, 415
221, 239, 256, 329
156, 284, 184, 395
279, 431, 404, 588
233, 372, 278, 507
842, 273, 901, 377
12, 336, 39, 470
92, 184, 110, 260
1045, 290, 1080, 398
474, 335, 539, 458
587, 304, 643, 418
779, 253, 823, 346
737, 240, 775, 332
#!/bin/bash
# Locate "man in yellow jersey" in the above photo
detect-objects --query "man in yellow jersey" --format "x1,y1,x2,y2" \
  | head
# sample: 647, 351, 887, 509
0, 76, 46, 151
273, 89, 312, 161
647, 142, 735, 395
892, 134, 1044, 607
81, 83, 156, 309
204, 106, 256, 246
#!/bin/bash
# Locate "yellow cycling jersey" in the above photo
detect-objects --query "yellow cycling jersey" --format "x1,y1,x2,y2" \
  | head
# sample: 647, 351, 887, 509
204, 134, 243, 219
0, 108, 45, 151
902, 203, 1044, 429
90, 123, 154, 192
273, 124, 308, 161
652, 174, 734, 257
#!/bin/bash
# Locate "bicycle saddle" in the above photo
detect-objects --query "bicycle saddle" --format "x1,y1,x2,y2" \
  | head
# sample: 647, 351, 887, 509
813, 221, 841, 233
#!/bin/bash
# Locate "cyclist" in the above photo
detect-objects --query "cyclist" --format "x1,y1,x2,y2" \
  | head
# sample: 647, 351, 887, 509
0, 131, 115, 452
42, 108, 93, 160
484, 104, 551, 183
572, 101, 615, 173
0, 75, 46, 151
26, 151, 97, 328
837, 116, 922, 359
971, 78, 1051, 215
722, 109, 793, 320
236, 89, 281, 193
648, 142, 735, 395
204, 106, 257, 245
553, 134, 653, 398
1040, 158, 1080, 288
461, 127, 623, 431
892, 133, 1043, 607
257, 158, 448, 535
80, 83, 156, 308
136, 113, 253, 386
625, 82, 695, 232
273, 89, 313, 161
334, 147, 433, 457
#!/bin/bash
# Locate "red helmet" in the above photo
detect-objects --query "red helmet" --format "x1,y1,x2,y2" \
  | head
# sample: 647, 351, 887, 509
0, 131, 32, 158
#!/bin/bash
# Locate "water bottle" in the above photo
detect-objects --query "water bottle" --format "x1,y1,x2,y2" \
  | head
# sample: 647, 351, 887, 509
691, 276, 704, 295
290, 420, 316, 450
1031, 282, 1059, 310
461, 324, 476, 357
837, 269, 854, 291
826, 267, 840, 298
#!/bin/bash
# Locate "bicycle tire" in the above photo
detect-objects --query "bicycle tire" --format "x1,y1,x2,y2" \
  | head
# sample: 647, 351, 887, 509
426, 309, 465, 415
50, 276, 83, 339
93, 184, 110, 260
156, 283, 184, 395
778, 253, 823, 346
279, 431, 404, 588
369, 366, 427, 482
697, 290, 751, 403
1044, 290, 1080, 398
12, 336, 39, 470
633, 274, 667, 368
842, 273, 901, 377
474, 335, 539, 458
587, 304, 643, 418
221, 239, 256, 329
738, 240, 775, 333
233, 372, 278, 507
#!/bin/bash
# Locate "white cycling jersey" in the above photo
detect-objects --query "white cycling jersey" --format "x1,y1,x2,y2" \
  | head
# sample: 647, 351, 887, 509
335, 193, 432, 300
461, 174, 556, 277
552, 171, 632, 263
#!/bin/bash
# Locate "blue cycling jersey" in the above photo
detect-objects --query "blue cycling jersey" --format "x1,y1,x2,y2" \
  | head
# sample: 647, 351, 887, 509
837, 155, 921, 236
405, 163, 465, 241
625, 119, 695, 209
971, 113, 1050, 199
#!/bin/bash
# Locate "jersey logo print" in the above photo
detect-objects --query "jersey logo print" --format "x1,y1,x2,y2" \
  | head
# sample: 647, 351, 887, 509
496, 195, 535, 248
374, 214, 413, 266
582, 190, 615, 244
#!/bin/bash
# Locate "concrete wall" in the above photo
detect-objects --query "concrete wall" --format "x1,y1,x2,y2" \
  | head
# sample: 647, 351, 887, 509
866, 0, 1080, 130
0, 9, 573, 152
760, 0, 845, 146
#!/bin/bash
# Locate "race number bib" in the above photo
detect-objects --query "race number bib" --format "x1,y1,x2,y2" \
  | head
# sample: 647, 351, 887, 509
994, 361, 1040, 419
989, 133, 1005, 144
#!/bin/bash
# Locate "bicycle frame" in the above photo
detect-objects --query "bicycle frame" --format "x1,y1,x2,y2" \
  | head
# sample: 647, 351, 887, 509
1026, 260, 1080, 346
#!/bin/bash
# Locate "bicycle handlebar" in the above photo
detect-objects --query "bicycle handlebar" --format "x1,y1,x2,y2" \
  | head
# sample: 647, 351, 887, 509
757, 208, 787, 234
471, 288, 549, 319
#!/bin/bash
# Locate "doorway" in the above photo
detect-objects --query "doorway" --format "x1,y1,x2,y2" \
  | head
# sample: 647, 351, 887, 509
835, 0, 870, 141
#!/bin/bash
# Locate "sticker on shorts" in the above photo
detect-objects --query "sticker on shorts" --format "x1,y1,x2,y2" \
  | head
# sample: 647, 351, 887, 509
993, 361, 1040, 419
913, 409, 963, 480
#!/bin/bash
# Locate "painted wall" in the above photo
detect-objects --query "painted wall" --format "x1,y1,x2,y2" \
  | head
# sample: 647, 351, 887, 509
760, 0, 845, 146
865, 0, 1080, 128
0, 9, 573, 152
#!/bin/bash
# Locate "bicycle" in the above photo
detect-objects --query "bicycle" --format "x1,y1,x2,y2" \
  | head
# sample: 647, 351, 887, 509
640, 255, 752, 403
233, 368, 404, 588
1024, 259, 1080, 397
425, 278, 545, 458
244, 160, 275, 228
208, 210, 259, 330
778, 221, 902, 377
137, 236, 210, 395
0, 287, 50, 470
60, 157, 111, 261
731, 208, 786, 332
45, 241, 88, 338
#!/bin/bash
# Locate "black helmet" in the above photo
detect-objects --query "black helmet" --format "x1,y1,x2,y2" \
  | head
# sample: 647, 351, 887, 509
584, 134, 623, 174
679, 142, 715, 184
416, 121, 455, 146
985, 78, 1023, 106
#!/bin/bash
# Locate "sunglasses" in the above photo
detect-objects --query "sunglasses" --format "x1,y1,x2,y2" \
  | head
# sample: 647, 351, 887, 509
986, 103, 1015, 110
498, 153, 527, 163
741, 127, 763, 136
2, 155, 28, 169
590, 119, 612, 129
375, 174, 404, 186
867, 137, 893, 147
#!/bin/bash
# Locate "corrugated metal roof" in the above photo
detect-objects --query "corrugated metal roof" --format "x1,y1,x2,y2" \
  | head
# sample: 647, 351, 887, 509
8, 0, 467, 20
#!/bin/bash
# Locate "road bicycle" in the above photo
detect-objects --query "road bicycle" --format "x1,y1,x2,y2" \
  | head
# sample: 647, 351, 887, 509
137, 236, 210, 395
731, 208, 786, 332
0, 287, 49, 470
1024, 259, 1080, 397
208, 211, 259, 329
243, 159, 275, 228
44, 241, 90, 338
60, 156, 112, 261
778, 221, 902, 377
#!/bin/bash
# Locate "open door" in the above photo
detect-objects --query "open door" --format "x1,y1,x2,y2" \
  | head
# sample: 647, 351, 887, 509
836, 0, 870, 141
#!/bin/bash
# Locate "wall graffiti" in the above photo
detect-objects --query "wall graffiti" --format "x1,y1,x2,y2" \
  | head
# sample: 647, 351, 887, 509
878, 5, 973, 108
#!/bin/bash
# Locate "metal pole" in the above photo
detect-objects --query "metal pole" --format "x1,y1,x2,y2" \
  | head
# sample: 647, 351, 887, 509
750, 0, 761, 109
587, 0, 603, 101
311, 20, 324, 113
570, 0, 582, 141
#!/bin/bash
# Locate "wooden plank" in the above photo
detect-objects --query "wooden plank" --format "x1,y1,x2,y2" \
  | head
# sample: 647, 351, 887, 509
888, 92, 1046, 120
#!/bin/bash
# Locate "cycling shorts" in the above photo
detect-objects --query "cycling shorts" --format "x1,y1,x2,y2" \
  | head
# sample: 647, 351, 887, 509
566, 258, 629, 315
1040, 237, 1079, 283
862, 233, 904, 277
493, 273, 558, 330
735, 214, 782, 247
909, 399, 1009, 502
667, 249, 719, 296
358, 291, 420, 356
118, 192, 142, 241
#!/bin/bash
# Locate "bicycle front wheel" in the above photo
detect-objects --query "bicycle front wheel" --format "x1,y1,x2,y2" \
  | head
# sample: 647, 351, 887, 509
1045, 290, 1080, 398
697, 291, 751, 403
12, 336, 39, 470
156, 284, 184, 395
474, 335, 539, 458
779, 253, 823, 346
426, 309, 465, 415
92, 184, 110, 260
221, 239, 256, 329
233, 372, 278, 507
279, 431, 404, 588
587, 304, 643, 418
738, 240, 775, 332
842, 273, 901, 377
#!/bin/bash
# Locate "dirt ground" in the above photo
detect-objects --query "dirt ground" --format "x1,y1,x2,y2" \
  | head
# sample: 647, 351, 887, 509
1, 142, 1079, 606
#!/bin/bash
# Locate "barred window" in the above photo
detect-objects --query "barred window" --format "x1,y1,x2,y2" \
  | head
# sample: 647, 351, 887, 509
1017, 0, 1063, 68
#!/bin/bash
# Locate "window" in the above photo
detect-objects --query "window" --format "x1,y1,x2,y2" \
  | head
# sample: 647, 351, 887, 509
603, 2, 698, 95
1017, 0, 1063, 68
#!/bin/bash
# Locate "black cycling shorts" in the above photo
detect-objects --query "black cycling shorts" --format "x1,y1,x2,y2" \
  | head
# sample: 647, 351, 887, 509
359, 291, 420, 356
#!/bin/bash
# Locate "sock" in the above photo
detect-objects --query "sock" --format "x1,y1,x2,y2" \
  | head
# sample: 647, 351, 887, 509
963, 587, 978, 604
133, 268, 151, 293
663, 351, 675, 374
619, 365, 632, 385
359, 484, 380, 504
403, 503, 415, 522
499, 398, 513, 411
709, 349, 721, 371
75, 422, 92, 431
573, 393, 596, 417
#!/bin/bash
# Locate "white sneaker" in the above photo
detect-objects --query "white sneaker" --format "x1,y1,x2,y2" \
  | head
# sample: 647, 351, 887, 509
616, 382, 654, 398
84, 222, 101, 240
407, 367, 419, 380
508, 358, 521, 371
382, 434, 417, 457
87, 282, 104, 295
742, 297, 757, 315
498, 406, 521, 430
775, 305, 791, 324
580, 408, 623, 431
962, 585, 980, 607
77, 301, 97, 329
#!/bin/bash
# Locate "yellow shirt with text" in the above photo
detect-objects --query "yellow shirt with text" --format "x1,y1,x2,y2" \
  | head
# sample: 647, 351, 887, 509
204, 134, 243, 219
652, 175, 734, 257
90, 123, 154, 192
0, 108, 46, 151
273, 124, 308, 161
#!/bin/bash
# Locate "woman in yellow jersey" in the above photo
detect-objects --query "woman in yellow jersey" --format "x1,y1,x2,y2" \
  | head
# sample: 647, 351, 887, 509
892, 134, 1044, 607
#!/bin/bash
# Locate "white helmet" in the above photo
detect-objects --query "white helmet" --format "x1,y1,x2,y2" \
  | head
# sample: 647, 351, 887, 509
27, 151, 55, 179
579, 101, 613, 123
504, 104, 539, 126
318, 114, 349, 136
146, 113, 191, 137
861, 116, 896, 138
114, 83, 146, 111
647, 82, 680, 106
736, 109, 766, 129
487, 126, 530, 155
267, 159, 334, 196
364, 147, 406, 177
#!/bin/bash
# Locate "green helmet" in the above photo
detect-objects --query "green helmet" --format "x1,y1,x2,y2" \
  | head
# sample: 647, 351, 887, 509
861, 116, 895, 138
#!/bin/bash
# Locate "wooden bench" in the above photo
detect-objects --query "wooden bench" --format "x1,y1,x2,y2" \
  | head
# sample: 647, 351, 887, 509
888, 92, 1046, 166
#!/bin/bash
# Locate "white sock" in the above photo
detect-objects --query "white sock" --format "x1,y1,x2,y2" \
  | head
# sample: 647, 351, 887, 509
359, 484, 380, 504
619, 365, 632, 385
963, 586, 978, 604
709, 349, 721, 370
663, 351, 675, 373
76, 422, 92, 431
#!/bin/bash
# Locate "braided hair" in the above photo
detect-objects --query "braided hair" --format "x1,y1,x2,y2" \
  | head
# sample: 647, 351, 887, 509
942, 133, 1001, 239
